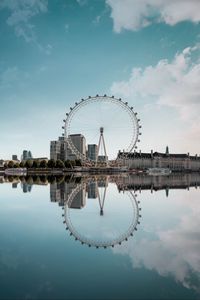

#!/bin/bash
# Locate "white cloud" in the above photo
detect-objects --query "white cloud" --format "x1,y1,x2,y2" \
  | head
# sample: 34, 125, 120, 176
110, 45, 200, 151
113, 190, 200, 291
76, 0, 88, 6
106, 0, 200, 32
0, 0, 48, 43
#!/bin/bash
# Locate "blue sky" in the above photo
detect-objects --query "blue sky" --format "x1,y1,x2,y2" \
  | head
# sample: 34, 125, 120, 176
0, 0, 200, 159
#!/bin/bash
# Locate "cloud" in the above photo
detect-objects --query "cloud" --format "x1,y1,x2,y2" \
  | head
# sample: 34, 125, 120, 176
110, 45, 200, 149
113, 190, 200, 292
106, 0, 200, 32
76, 0, 88, 6
0, 0, 48, 44
64, 23, 69, 33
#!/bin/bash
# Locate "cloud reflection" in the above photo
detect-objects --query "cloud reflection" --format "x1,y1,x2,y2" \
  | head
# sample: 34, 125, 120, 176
113, 189, 200, 292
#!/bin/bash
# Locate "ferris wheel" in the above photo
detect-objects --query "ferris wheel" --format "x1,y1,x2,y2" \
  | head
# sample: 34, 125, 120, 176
62, 95, 141, 162
62, 178, 142, 249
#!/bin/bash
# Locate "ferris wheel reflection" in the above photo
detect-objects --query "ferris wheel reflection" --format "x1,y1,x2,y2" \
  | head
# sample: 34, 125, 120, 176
50, 176, 141, 249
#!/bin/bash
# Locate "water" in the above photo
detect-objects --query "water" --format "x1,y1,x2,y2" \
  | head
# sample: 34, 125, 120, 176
0, 173, 200, 299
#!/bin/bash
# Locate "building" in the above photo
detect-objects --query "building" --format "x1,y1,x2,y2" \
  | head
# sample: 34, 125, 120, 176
67, 134, 86, 161
116, 172, 200, 195
50, 137, 66, 161
21, 150, 33, 161
117, 149, 200, 171
12, 183, 18, 188
0, 160, 4, 168
20, 183, 32, 193
12, 155, 18, 161
50, 181, 86, 208
87, 144, 97, 161
50, 134, 86, 161
98, 155, 108, 162
87, 181, 98, 199
32, 157, 48, 162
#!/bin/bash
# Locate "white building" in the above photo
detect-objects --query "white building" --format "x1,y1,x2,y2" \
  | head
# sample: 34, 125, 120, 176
117, 150, 200, 171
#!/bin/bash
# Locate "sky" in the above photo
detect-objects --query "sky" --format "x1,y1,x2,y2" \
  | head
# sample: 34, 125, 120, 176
0, 0, 200, 159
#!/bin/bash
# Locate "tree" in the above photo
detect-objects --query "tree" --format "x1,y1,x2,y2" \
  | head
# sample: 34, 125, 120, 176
13, 162, 20, 168
47, 175, 56, 184
4, 162, 8, 169
64, 160, 71, 168
47, 159, 56, 168
56, 159, 65, 168
75, 159, 82, 166
40, 175, 47, 183
25, 160, 33, 168
70, 160, 75, 167
19, 161, 25, 168
8, 161, 14, 168
32, 160, 39, 168
8, 176, 14, 182
56, 175, 64, 184
40, 160, 47, 168
26, 176, 33, 184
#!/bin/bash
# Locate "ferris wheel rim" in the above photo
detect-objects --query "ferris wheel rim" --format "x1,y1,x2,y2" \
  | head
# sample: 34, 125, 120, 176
63, 95, 141, 161
63, 182, 141, 248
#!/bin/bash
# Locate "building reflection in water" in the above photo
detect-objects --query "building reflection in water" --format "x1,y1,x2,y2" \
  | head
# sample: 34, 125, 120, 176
50, 175, 139, 248
21, 182, 32, 193
1, 172, 200, 295
50, 180, 86, 208
1, 172, 200, 249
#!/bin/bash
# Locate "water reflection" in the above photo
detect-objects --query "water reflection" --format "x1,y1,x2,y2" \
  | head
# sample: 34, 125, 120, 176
0, 172, 200, 296
50, 175, 141, 248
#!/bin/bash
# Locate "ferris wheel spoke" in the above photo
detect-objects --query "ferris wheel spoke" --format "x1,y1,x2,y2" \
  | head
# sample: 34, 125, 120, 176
63, 180, 140, 248
64, 95, 140, 160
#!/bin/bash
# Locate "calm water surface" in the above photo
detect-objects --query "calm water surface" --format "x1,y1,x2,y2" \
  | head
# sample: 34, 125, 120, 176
0, 174, 199, 299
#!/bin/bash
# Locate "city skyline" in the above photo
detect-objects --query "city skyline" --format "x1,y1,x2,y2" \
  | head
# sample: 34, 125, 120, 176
0, 0, 200, 159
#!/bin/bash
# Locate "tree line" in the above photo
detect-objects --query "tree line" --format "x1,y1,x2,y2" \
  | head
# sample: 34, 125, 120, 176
4, 159, 82, 169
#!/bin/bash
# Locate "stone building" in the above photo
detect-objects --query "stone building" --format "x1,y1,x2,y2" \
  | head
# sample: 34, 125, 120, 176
117, 150, 200, 171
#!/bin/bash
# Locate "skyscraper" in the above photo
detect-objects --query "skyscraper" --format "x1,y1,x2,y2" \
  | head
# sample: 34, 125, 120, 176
50, 137, 66, 161
87, 144, 97, 161
66, 134, 86, 161
50, 134, 86, 161
12, 155, 18, 161
21, 150, 33, 161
